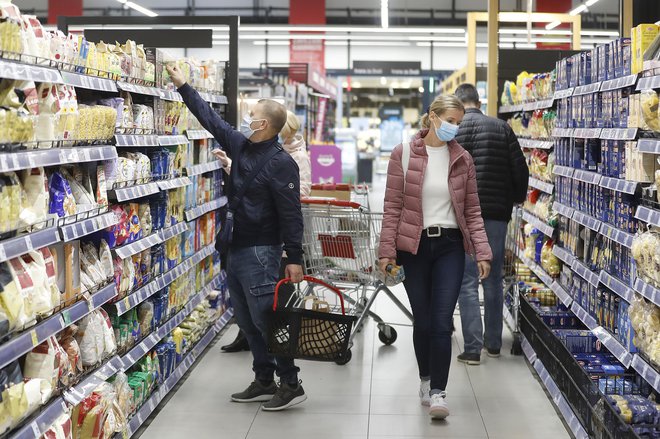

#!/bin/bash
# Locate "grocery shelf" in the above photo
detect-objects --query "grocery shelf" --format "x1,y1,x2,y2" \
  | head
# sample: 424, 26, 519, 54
631, 354, 660, 394
158, 222, 188, 242
63, 283, 118, 326
550, 281, 573, 307
600, 128, 638, 140
0, 145, 118, 173
519, 139, 554, 150
157, 176, 192, 191
125, 308, 233, 437
114, 134, 159, 147
186, 130, 213, 140
198, 93, 229, 105
110, 182, 161, 202
184, 196, 228, 222
552, 165, 575, 178
116, 81, 161, 97
599, 271, 635, 303
518, 252, 555, 288
572, 169, 601, 185
634, 205, 660, 227
598, 176, 639, 195
600, 74, 637, 91
8, 397, 68, 439
570, 301, 599, 330
571, 260, 600, 287
522, 210, 555, 238
633, 277, 660, 307
521, 334, 537, 363
592, 326, 633, 368
61, 71, 118, 92
552, 201, 575, 219
574, 128, 602, 139
553, 88, 574, 99
63, 355, 123, 405
158, 135, 189, 146
637, 138, 660, 154
60, 211, 119, 242
528, 177, 554, 194
552, 245, 575, 267
636, 74, 660, 91
184, 160, 223, 176
498, 104, 524, 113
0, 58, 62, 83
552, 128, 574, 138
573, 82, 601, 96
572, 210, 602, 232
599, 223, 634, 248
159, 89, 183, 102
0, 227, 60, 264
114, 233, 164, 260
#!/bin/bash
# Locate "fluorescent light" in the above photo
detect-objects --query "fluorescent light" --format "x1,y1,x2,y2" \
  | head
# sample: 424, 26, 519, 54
418, 86, 424, 93
582, 30, 619, 36
501, 36, 571, 43
380, 77, 387, 85
212, 41, 229, 46
545, 21, 561, 30
408, 36, 467, 42
239, 25, 466, 34
116, 0, 158, 17
586, 0, 599, 6
326, 41, 410, 46
569, 4, 588, 15
252, 41, 290, 46
381, 0, 389, 29
352, 81, 362, 88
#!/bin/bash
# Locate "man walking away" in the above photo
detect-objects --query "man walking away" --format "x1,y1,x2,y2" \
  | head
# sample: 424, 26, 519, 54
454, 84, 529, 365
166, 65, 307, 410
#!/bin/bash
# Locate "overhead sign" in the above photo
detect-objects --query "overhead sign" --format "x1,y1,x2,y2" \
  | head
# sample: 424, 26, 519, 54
353, 61, 422, 76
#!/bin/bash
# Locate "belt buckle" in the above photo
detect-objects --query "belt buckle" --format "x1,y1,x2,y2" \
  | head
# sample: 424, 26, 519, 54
427, 226, 442, 237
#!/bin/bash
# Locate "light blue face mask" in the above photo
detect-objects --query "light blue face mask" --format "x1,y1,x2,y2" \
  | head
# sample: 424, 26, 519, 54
432, 116, 459, 142
240, 115, 266, 139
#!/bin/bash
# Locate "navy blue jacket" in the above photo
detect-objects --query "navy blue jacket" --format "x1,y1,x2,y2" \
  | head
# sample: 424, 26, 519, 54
178, 84, 304, 265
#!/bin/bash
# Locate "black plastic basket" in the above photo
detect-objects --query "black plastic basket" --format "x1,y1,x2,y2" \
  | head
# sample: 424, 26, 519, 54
267, 276, 357, 363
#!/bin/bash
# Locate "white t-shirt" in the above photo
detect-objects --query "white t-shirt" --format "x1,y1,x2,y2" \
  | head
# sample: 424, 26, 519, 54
422, 145, 458, 229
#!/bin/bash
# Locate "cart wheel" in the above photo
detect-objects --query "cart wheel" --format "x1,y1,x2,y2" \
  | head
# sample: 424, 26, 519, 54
378, 326, 398, 345
335, 349, 352, 365
511, 334, 523, 356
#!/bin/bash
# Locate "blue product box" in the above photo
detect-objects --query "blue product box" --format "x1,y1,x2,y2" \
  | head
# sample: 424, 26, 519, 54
557, 330, 601, 353
581, 51, 592, 85
622, 38, 632, 76
586, 139, 601, 171
591, 47, 599, 84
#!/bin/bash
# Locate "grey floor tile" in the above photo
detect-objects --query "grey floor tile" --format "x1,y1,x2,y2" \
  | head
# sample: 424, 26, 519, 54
481, 411, 571, 438
368, 414, 488, 437
249, 412, 369, 437
370, 395, 479, 416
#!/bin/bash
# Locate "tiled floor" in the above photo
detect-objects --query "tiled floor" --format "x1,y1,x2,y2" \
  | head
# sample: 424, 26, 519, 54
139, 294, 572, 439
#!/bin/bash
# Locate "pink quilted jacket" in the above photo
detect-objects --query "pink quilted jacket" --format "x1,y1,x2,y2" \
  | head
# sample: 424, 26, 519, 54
378, 129, 493, 262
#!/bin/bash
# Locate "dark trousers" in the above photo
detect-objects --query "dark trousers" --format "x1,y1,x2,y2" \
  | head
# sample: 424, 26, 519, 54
227, 245, 299, 384
398, 231, 466, 392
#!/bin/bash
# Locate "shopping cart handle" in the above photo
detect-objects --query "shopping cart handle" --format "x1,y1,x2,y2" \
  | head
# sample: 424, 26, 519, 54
301, 198, 362, 209
274, 275, 347, 314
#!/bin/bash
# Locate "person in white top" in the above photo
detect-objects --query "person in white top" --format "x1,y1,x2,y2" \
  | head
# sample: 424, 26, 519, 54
422, 145, 458, 229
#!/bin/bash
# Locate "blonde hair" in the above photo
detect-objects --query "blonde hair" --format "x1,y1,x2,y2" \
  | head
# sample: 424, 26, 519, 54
280, 110, 301, 142
420, 95, 465, 129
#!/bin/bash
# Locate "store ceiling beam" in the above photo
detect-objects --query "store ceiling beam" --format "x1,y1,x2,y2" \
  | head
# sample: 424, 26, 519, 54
487, 0, 499, 117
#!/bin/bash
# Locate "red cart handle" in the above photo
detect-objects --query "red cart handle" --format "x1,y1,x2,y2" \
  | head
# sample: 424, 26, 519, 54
301, 198, 362, 209
273, 275, 347, 315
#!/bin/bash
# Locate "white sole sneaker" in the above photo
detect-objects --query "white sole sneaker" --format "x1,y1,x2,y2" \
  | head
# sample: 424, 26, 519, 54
232, 394, 275, 403
261, 394, 307, 411
429, 405, 450, 419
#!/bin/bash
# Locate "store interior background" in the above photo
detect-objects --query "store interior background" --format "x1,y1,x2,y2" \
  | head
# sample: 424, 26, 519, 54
23, 0, 634, 184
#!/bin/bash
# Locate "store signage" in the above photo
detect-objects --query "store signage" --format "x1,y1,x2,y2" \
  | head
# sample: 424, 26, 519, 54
308, 67, 337, 100
353, 61, 422, 76
310, 144, 342, 184
314, 97, 328, 143
290, 39, 325, 77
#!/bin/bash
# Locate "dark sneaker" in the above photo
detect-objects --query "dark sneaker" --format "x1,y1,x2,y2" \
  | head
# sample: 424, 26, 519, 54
231, 381, 278, 402
262, 381, 307, 411
457, 352, 481, 365
486, 348, 501, 358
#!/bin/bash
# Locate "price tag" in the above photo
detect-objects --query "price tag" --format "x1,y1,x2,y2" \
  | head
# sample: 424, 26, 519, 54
30, 330, 39, 347
24, 234, 33, 251
62, 309, 72, 326
31, 422, 40, 437
124, 296, 131, 310
0, 245, 7, 262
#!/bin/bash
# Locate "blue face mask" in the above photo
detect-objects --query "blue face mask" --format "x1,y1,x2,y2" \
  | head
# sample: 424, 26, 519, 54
240, 115, 265, 139
432, 117, 459, 142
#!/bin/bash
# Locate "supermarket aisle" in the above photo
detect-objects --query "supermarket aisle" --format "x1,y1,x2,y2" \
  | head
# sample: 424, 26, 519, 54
139, 297, 571, 439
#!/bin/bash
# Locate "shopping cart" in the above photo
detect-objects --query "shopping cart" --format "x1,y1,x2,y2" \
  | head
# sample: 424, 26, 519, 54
298, 198, 414, 364
267, 276, 358, 363
503, 207, 526, 355
309, 183, 371, 209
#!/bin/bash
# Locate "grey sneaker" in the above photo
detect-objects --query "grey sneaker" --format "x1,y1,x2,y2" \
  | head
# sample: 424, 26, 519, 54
457, 352, 481, 365
262, 381, 307, 411
486, 348, 501, 358
231, 380, 278, 403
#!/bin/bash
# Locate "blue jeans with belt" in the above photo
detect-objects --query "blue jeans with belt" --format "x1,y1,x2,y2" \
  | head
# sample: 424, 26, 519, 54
398, 229, 465, 393
226, 244, 300, 384
458, 219, 508, 354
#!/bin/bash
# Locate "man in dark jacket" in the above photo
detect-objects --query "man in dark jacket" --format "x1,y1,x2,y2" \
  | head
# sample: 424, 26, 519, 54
454, 83, 529, 365
166, 65, 306, 410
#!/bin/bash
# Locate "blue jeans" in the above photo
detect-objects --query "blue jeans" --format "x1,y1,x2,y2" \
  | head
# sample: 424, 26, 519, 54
398, 231, 465, 393
458, 219, 508, 354
226, 245, 299, 384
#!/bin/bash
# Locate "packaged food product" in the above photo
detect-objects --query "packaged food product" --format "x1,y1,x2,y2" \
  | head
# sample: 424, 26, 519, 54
138, 204, 152, 236
19, 167, 48, 227
640, 89, 660, 132
48, 172, 77, 217
99, 239, 114, 279
127, 203, 142, 243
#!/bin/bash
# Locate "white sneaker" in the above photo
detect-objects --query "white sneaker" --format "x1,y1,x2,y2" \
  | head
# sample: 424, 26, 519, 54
429, 392, 450, 419
419, 380, 431, 406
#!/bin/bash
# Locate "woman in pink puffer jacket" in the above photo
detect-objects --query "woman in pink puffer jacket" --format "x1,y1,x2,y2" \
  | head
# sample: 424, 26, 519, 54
378, 95, 492, 420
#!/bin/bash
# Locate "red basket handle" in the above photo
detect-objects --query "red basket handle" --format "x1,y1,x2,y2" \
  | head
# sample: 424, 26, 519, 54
273, 275, 347, 314
301, 198, 362, 209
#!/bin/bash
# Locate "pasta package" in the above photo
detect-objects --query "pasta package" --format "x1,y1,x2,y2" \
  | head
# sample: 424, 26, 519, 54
48, 172, 77, 218
19, 167, 48, 227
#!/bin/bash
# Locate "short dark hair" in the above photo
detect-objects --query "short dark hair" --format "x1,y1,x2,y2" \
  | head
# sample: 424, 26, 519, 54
455, 83, 481, 105
258, 99, 288, 134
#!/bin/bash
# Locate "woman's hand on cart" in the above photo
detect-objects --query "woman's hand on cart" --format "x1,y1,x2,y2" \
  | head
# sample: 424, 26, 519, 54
378, 258, 397, 275
285, 264, 304, 283
478, 261, 491, 280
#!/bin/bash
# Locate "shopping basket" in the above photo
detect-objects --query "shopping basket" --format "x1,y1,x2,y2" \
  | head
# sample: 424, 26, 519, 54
267, 276, 357, 363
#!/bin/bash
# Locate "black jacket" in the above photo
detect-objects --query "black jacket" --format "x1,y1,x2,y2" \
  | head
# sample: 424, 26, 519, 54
455, 108, 529, 222
178, 84, 303, 264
